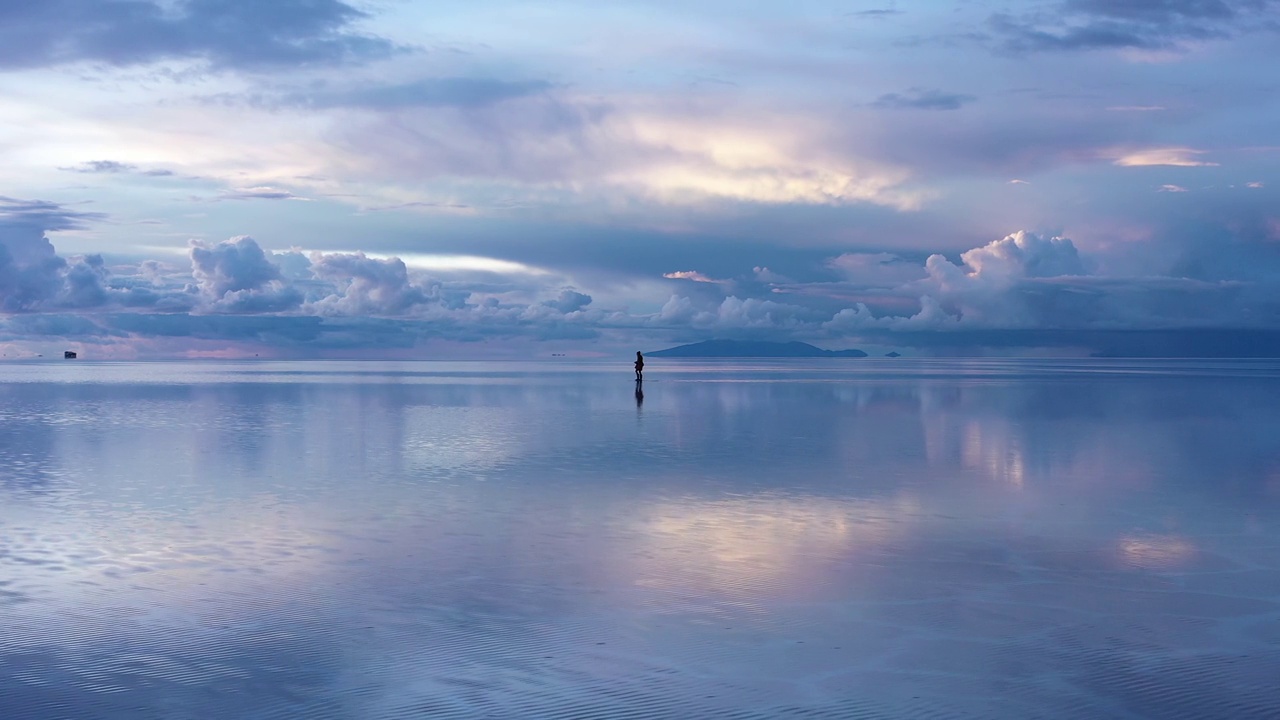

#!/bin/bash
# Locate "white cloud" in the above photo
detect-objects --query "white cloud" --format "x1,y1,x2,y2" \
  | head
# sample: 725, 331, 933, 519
189, 237, 302, 313
663, 270, 721, 283
1158, 184, 1188, 192
306, 252, 437, 316
1110, 147, 1218, 167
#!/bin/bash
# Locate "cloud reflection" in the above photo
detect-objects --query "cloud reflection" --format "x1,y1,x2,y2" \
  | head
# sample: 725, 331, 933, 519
631, 493, 920, 604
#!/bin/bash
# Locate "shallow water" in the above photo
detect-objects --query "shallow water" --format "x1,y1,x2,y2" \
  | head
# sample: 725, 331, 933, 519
2, 359, 1278, 719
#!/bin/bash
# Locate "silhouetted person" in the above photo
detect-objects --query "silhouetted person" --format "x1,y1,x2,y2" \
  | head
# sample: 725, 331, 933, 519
634, 351, 644, 382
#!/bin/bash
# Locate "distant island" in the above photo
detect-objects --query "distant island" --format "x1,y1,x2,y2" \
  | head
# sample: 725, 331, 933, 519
648, 340, 868, 358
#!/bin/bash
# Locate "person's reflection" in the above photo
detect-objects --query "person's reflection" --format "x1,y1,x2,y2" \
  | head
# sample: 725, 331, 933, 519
635, 382, 644, 408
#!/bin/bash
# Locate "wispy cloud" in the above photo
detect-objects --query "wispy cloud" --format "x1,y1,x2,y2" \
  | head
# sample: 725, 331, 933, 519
664, 270, 723, 283
988, 0, 1272, 54
58, 160, 175, 176
218, 187, 308, 201
1111, 147, 1219, 167
871, 88, 976, 111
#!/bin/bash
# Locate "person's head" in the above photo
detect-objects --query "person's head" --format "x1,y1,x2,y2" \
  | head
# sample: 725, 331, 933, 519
636, 351, 642, 357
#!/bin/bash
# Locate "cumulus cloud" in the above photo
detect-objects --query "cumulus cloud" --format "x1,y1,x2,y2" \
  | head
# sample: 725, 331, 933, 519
953, 232, 1088, 279
909, 232, 1091, 327
542, 289, 592, 314
4, 195, 1279, 357
189, 237, 302, 313
656, 295, 815, 334
0, 197, 112, 312
1159, 184, 1189, 192
0, 223, 71, 312
306, 252, 438, 316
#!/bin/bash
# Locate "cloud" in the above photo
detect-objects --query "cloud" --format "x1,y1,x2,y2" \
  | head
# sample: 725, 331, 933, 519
0, 223, 71, 312
826, 252, 927, 286
847, 9, 904, 19
1106, 105, 1167, 111
657, 295, 815, 335
1246, 181, 1265, 188
944, 230, 1088, 279
58, 160, 177, 177
0, 196, 105, 232
59, 160, 137, 174
0, 0, 397, 71
1159, 184, 1190, 192
189, 237, 302, 313
59, 255, 111, 308
218, 187, 307, 201
306, 252, 438, 316
664, 270, 723, 283
1111, 147, 1219, 167
988, 0, 1273, 53
325, 92, 927, 210
280, 77, 554, 110
0, 197, 112, 312
871, 88, 976, 111
542, 289, 592, 314
4, 194, 1278, 356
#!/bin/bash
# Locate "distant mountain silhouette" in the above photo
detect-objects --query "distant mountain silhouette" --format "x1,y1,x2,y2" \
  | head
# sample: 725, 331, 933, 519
649, 340, 868, 358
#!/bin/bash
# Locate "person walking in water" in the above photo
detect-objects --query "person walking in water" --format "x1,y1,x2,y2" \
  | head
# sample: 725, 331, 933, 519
634, 351, 644, 382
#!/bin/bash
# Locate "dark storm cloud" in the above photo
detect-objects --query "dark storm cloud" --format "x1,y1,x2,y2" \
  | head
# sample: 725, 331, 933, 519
871, 88, 976, 111
989, 0, 1277, 52
0, 0, 396, 71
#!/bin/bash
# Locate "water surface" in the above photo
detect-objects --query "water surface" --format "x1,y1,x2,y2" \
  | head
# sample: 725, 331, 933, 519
2, 359, 1278, 718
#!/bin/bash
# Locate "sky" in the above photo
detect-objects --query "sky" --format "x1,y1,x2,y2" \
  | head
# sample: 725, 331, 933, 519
1, 0, 1279, 359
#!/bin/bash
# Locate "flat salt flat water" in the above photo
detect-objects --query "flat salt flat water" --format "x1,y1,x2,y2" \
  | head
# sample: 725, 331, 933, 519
1, 359, 1278, 719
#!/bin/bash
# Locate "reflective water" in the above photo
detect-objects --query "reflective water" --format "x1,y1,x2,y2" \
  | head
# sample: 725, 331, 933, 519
2, 359, 1278, 719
